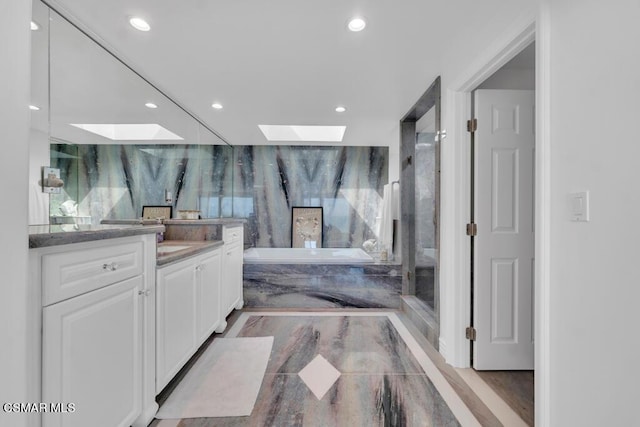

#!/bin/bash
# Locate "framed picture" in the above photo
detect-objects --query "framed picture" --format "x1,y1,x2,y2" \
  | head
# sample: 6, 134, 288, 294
291, 207, 323, 248
142, 205, 173, 220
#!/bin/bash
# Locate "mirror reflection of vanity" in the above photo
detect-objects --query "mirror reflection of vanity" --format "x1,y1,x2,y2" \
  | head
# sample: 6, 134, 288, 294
30, 0, 234, 226
27, 3, 241, 427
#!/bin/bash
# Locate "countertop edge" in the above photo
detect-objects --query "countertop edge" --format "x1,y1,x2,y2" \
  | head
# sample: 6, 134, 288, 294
162, 219, 246, 225
156, 240, 225, 266
29, 225, 165, 249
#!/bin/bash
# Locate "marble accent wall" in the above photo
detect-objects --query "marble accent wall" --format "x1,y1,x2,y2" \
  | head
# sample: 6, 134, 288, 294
51, 144, 387, 249
50, 144, 234, 224
236, 146, 388, 248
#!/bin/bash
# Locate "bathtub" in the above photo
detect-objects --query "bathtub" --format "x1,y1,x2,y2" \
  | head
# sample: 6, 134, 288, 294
243, 247, 374, 264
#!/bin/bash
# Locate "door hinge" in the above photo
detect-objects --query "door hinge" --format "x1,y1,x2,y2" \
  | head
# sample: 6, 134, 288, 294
467, 118, 477, 133
466, 222, 477, 236
407, 271, 411, 281
466, 326, 477, 341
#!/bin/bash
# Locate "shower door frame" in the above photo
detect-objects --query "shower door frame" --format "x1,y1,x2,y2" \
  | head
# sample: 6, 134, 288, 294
400, 76, 441, 346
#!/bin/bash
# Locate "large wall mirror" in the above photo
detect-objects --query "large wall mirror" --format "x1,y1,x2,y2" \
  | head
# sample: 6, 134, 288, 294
30, 0, 234, 225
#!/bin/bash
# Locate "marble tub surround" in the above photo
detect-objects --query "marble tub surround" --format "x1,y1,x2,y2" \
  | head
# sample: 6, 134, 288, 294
28, 223, 164, 248
243, 263, 402, 309
153, 312, 479, 426
156, 240, 224, 266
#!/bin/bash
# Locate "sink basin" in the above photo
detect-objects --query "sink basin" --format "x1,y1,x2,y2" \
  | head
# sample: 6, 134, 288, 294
157, 245, 191, 255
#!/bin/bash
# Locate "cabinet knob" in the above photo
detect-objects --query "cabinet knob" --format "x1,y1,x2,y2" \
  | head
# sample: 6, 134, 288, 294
102, 262, 118, 271
138, 289, 151, 297
195, 265, 203, 271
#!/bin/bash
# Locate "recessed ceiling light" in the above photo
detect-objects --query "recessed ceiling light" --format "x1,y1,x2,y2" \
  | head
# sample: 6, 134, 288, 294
258, 125, 346, 142
29, 105, 40, 111
211, 103, 223, 110
31, 21, 39, 31
145, 102, 158, 109
347, 17, 366, 32
335, 106, 347, 113
129, 17, 151, 32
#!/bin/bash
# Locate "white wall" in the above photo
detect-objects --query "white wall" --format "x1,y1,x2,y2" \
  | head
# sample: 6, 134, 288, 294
0, 1, 32, 426
546, 1, 640, 425
438, 0, 640, 425
477, 67, 535, 90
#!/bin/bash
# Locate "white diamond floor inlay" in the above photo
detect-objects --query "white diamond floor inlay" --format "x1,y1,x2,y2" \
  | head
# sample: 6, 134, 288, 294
298, 354, 341, 400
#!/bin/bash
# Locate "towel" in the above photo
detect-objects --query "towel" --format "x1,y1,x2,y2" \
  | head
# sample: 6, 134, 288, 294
378, 183, 395, 254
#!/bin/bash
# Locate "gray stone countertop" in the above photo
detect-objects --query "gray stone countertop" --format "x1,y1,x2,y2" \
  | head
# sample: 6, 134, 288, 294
156, 240, 225, 267
162, 218, 246, 225
29, 224, 165, 249
101, 218, 245, 226
100, 219, 164, 225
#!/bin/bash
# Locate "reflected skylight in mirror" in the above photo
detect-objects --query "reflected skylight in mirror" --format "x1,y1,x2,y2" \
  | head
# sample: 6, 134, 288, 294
69, 123, 183, 140
258, 125, 346, 142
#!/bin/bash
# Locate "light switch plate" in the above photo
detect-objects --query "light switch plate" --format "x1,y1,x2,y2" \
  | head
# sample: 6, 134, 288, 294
569, 191, 589, 222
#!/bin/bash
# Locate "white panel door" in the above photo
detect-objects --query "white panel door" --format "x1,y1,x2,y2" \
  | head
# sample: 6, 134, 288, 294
42, 276, 142, 427
474, 89, 535, 370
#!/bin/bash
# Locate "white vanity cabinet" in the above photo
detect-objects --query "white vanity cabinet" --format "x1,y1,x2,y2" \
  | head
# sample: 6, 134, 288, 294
32, 234, 157, 427
42, 276, 142, 427
155, 247, 222, 393
221, 225, 244, 319
196, 249, 223, 343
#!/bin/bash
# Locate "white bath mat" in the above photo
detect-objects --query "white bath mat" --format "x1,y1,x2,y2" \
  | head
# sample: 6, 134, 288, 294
156, 336, 274, 419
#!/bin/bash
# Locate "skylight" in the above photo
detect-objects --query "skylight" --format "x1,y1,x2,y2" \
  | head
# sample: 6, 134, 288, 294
258, 125, 346, 142
70, 124, 183, 141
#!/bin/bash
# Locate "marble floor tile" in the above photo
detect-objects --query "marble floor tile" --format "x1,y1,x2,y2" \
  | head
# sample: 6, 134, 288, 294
152, 312, 484, 427
171, 373, 459, 427
235, 316, 424, 375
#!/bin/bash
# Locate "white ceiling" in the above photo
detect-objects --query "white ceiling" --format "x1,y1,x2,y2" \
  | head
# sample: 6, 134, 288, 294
44, 0, 532, 147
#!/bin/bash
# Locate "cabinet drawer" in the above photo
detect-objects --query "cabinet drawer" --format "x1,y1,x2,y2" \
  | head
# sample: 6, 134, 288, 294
42, 240, 144, 306
223, 225, 243, 245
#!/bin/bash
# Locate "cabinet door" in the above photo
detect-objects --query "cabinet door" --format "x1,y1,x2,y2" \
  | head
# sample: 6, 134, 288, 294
42, 276, 142, 427
223, 242, 243, 316
196, 249, 222, 343
156, 260, 197, 393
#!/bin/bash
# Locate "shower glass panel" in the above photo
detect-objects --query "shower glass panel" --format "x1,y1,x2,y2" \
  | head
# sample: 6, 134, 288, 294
414, 109, 438, 309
